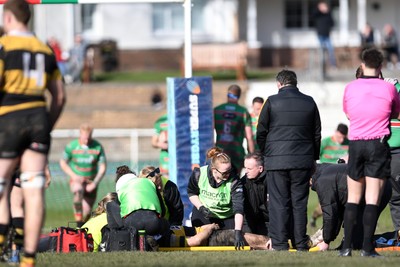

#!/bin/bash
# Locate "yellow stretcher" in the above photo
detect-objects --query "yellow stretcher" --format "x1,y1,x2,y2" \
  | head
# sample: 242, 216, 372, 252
159, 246, 251, 251
159, 246, 320, 252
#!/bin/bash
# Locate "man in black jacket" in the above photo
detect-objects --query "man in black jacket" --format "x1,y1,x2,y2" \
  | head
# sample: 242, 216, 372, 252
257, 69, 321, 250
311, 163, 391, 250
241, 152, 269, 236
313, 1, 336, 67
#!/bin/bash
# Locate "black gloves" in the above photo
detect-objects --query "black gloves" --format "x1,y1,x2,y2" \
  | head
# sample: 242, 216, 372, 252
198, 206, 211, 219
234, 230, 245, 250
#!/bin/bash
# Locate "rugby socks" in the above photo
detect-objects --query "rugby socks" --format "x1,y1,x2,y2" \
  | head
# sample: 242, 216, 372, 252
362, 204, 379, 252
342, 203, 358, 249
0, 224, 8, 256
20, 252, 36, 267
12, 217, 24, 249
73, 202, 83, 223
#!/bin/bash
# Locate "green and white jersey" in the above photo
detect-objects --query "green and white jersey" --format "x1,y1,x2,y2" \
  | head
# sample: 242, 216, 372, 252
62, 139, 106, 179
154, 114, 168, 134
154, 114, 169, 172
214, 103, 251, 167
250, 112, 259, 151
388, 83, 400, 148
319, 136, 349, 163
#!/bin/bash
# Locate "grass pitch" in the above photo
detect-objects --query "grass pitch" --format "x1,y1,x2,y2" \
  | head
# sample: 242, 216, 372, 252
37, 250, 400, 267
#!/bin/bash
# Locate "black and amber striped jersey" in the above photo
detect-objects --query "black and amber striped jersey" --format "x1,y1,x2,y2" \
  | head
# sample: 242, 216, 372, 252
0, 31, 62, 116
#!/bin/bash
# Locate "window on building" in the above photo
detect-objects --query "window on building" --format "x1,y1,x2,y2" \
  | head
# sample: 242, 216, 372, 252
82, 4, 97, 31
152, 0, 206, 35
285, 0, 338, 29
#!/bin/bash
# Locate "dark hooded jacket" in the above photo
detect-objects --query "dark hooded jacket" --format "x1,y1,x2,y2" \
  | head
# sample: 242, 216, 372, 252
241, 170, 269, 234
312, 163, 391, 246
313, 8, 334, 37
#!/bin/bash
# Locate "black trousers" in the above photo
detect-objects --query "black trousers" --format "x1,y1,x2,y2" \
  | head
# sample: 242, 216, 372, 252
267, 169, 311, 250
106, 201, 124, 228
124, 210, 170, 236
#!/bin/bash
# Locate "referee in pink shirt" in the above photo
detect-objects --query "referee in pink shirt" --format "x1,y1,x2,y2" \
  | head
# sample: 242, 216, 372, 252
340, 48, 400, 257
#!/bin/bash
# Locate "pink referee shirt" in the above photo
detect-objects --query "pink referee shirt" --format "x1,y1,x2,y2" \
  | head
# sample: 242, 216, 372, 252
343, 77, 400, 140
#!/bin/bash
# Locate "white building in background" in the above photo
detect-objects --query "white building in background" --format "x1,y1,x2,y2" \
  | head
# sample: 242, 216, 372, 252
25, 0, 400, 67
32, 1, 240, 50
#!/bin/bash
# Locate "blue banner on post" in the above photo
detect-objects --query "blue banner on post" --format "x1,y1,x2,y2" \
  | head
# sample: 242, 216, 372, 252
167, 76, 214, 225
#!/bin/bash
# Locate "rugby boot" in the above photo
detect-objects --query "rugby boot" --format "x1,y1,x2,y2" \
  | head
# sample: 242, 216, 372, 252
8, 249, 20, 264
360, 249, 382, 257
339, 248, 352, 257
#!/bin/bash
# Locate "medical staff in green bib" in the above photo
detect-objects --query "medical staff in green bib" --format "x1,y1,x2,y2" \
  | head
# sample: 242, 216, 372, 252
115, 166, 169, 236
187, 146, 246, 250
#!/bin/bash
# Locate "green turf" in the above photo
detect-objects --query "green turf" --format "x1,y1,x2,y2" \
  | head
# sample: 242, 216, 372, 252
37, 250, 400, 267
93, 69, 276, 83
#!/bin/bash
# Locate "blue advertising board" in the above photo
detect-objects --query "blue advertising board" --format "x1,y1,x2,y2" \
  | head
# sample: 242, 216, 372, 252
167, 76, 214, 225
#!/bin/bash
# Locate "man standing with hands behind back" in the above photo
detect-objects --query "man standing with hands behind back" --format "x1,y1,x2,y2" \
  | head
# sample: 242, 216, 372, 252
257, 69, 321, 251
0, 0, 66, 265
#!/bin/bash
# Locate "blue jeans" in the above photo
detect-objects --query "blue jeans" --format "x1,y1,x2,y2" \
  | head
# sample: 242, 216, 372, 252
318, 35, 336, 67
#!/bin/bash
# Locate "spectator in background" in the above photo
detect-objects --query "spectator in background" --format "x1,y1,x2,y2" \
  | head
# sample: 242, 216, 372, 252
340, 47, 400, 257
382, 24, 399, 70
257, 69, 321, 251
360, 23, 375, 50
241, 152, 269, 236
65, 33, 87, 84
187, 146, 246, 250
59, 123, 107, 227
313, 1, 336, 68
0, 0, 66, 266
250, 97, 264, 151
152, 114, 169, 176
139, 166, 184, 226
47, 36, 67, 77
319, 123, 349, 163
214, 85, 254, 174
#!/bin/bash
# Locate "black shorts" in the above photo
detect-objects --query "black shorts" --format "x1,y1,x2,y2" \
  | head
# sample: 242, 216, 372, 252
0, 109, 51, 158
347, 139, 391, 180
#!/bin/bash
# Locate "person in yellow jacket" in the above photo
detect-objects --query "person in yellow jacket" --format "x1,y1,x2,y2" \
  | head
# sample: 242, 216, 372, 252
81, 192, 118, 252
